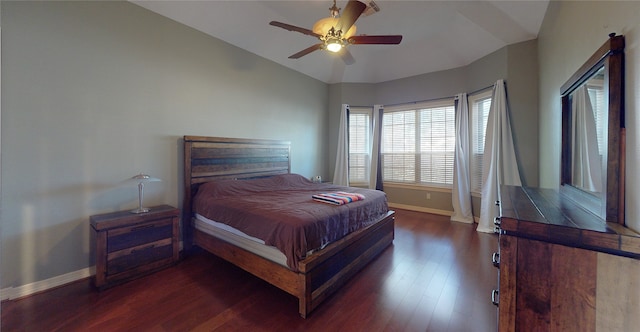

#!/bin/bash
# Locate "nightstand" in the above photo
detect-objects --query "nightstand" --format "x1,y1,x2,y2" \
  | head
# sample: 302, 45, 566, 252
90, 204, 180, 289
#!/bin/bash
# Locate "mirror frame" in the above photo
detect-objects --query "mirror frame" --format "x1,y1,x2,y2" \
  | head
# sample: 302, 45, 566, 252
560, 34, 625, 225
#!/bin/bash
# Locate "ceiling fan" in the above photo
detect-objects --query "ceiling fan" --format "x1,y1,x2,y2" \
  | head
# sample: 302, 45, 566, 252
269, 0, 402, 65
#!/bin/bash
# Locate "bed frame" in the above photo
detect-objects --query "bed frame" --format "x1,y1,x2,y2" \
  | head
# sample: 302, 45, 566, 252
183, 136, 395, 318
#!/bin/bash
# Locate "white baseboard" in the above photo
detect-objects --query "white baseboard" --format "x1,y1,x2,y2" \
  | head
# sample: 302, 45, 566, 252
388, 203, 453, 217
1, 266, 95, 301
1, 241, 185, 302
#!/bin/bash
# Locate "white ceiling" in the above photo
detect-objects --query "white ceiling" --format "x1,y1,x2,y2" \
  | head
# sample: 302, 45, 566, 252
132, 0, 549, 84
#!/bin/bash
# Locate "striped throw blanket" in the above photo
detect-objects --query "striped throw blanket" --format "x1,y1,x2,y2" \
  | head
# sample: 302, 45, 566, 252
312, 192, 365, 205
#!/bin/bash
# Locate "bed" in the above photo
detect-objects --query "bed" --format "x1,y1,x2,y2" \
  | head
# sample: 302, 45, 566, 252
182, 136, 395, 318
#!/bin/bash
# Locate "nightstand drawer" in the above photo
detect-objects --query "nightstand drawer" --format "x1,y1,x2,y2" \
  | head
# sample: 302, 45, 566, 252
107, 239, 173, 275
107, 219, 173, 253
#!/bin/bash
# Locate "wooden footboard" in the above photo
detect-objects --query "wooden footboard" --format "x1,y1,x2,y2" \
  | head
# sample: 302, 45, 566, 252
297, 211, 395, 317
193, 211, 394, 318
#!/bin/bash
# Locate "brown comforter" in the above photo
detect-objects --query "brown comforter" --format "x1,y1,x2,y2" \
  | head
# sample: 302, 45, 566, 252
193, 173, 389, 271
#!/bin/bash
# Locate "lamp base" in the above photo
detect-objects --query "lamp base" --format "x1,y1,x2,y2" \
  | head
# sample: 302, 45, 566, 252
130, 207, 150, 214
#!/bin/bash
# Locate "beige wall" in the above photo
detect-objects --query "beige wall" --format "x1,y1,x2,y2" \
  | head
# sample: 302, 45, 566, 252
537, 0, 640, 233
329, 40, 539, 214
1, 1, 329, 289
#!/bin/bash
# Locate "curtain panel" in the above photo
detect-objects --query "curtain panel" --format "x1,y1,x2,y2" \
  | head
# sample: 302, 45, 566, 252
571, 86, 602, 192
451, 93, 474, 223
333, 104, 350, 186
478, 80, 522, 233
369, 105, 384, 190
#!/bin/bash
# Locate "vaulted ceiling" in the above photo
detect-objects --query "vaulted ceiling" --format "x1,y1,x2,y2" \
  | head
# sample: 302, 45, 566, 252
132, 0, 549, 84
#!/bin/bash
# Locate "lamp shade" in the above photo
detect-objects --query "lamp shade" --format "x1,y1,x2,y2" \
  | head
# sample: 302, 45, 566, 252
130, 173, 161, 183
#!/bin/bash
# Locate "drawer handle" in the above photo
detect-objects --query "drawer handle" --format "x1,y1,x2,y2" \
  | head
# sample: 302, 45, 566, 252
493, 217, 501, 226
492, 252, 500, 268
493, 225, 501, 235
491, 289, 499, 306
131, 244, 156, 253
131, 224, 155, 232
495, 200, 500, 206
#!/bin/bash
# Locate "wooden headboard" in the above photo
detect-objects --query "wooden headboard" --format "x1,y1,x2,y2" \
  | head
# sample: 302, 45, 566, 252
182, 136, 291, 250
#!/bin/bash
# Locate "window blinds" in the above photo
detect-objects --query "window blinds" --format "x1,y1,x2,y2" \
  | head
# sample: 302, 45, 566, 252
348, 109, 372, 184
470, 95, 492, 193
381, 100, 455, 186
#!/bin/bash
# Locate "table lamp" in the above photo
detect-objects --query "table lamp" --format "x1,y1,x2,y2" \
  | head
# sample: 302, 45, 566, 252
129, 173, 161, 213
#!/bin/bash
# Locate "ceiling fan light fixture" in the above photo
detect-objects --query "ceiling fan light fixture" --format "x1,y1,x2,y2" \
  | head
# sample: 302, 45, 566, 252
270, 0, 402, 64
326, 39, 343, 52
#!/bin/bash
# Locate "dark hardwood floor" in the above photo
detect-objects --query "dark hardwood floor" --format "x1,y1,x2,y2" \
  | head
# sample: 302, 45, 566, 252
1, 209, 499, 331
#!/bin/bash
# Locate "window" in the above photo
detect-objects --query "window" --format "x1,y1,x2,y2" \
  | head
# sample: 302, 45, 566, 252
348, 107, 372, 185
381, 100, 455, 186
469, 90, 492, 193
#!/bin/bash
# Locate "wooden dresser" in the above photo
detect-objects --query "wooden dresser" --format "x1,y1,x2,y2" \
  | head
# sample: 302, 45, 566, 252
91, 205, 180, 289
494, 186, 640, 332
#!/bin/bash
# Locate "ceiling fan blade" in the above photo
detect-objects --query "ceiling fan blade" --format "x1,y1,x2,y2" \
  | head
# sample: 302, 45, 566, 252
337, 0, 367, 34
289, 44, 324, 59
348, 35, 403, 45
340, 49, 356, 65
269, 21, 321, 38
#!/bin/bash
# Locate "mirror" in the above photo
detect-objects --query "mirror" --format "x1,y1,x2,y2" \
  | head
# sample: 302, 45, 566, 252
560, 34, 625, 225
570, 66, 605, 194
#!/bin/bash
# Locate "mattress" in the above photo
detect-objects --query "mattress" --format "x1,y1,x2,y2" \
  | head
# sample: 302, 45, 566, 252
194, 213, 289, 267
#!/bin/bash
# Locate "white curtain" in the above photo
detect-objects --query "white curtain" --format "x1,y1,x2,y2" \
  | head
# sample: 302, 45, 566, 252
451, 93, 474, 223
571, 86, 603, 192
369, 105, 384, 190
333, 104, 350, 186
478, 80, 522, 233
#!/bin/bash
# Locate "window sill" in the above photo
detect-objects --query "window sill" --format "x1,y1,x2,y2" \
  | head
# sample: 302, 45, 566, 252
383, 182, 452, 193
